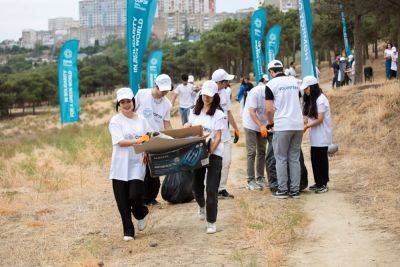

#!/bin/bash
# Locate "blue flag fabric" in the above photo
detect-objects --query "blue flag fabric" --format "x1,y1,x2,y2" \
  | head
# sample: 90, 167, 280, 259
58, 39, 80, 124
127, 0, 158, 95
146, 50, 163, 88
298, 0, 317, 78
265, 24, 282, 79
145, 0, 158, 48
340, 5, 352, 56
250, 8, 267, 82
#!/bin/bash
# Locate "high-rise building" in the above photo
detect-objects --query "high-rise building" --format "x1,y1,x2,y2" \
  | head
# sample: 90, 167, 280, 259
79, 0, 126, 28
48, 17, 76, 32
157, 0, 215, 16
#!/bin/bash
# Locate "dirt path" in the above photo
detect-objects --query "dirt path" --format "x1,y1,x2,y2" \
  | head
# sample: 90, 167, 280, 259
288, 164, 400, 266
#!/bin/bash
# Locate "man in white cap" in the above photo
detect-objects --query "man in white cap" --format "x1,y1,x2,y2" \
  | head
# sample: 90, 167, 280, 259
135, 73, 173, 205
211, 69, 240, 199
265, 60, 303, 199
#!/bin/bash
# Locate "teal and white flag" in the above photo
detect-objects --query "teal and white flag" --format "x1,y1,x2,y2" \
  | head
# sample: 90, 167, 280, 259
265, 24, 282, 79
127, 0, 158, 95
250, 8, 267, 82
58, 39, 80, 124
146, 50, 163, 88
340, 4, 352, 56
298, 0, 317, 78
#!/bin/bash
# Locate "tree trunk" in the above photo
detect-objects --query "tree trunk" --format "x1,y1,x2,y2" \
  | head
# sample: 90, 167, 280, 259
374, 40, 378, 59
353, 14, 363, 84
32, 103, 35, 115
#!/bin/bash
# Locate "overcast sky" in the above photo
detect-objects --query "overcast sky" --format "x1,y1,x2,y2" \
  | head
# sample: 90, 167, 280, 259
0, 0, 260, 41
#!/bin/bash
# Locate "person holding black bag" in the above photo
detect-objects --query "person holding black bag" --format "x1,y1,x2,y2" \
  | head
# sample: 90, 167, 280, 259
185, 80, 227, 234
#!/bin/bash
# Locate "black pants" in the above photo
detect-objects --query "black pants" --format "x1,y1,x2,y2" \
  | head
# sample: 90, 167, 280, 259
311, 147, 329, 187
143, 166, 160, 204
192, 154, 222, 223
112, 179, 148, 237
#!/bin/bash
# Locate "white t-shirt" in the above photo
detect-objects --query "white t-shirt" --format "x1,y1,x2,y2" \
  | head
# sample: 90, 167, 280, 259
391, 51, 398, 71
108, 114, 150, 181
135, 88, 172, 132
188, 109, 227, 157
218, 88, 232, 142
175, 83, 195, 108
385, 48, 393, 59
242, 85, 269, 132
308, 94, 332, 147
265, 75, 303, 131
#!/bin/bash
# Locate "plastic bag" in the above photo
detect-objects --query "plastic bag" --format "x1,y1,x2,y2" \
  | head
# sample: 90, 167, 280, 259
161, 170, 195, 204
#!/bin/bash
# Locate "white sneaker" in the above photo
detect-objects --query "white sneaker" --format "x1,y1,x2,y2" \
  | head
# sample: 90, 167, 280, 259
198, 207, 205, 221
123, 236, 134, 241
247, 180, 262, 191
206, 222, 217, 234
138, 214, 148, 231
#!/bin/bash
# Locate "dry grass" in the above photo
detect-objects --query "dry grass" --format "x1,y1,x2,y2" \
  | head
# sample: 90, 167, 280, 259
327, 81, 400, 235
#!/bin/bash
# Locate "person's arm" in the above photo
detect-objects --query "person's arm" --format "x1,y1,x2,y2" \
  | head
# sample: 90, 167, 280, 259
163, 120, 172, 130
236, 85, 245, 101
304, 112, 324, 131
227, 110, 239, 133
171, 92, 178, 107
209, 129, 222, 155
265, 100, 274, 125
249, 108, 262, 128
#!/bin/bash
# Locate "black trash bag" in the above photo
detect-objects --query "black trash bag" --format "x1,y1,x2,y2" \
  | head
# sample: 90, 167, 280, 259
287, 149, 308, 191
161, 170, 194, 204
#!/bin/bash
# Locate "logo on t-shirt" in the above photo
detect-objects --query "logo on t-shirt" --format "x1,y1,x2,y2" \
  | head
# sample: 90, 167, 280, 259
143, 108, 153, 118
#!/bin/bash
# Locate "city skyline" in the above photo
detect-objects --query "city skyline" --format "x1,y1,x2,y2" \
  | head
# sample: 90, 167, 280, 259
0, 0, 260, 42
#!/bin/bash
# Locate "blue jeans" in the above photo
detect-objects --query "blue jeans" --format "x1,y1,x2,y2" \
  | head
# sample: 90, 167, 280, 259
179, 107, 191, 125
385, 59, 392, 79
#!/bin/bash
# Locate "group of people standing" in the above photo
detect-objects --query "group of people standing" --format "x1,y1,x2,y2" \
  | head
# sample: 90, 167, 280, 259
108, 60, 333, 240
331, 55, 355, 87
384, 42, 398, 80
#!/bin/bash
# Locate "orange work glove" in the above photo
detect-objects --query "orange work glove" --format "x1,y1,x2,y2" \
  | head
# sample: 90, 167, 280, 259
260, 125, 268, 138
135, 134, 150, 144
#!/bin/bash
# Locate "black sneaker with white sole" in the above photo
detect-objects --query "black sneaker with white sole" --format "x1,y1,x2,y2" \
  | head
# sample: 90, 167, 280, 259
289, 191, 300, 198
315, 185, 329, 194
309, 184, 318, 191
272, 190, 289, 199
218, 189, 234, 199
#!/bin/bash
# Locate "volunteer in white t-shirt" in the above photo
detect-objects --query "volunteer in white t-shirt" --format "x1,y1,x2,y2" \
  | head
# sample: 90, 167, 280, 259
108, 87, 151, 241
384, 43, 393, 80
171, 74, 196, 125
211, 69, 240, 199
135, 74, 173, 206
301, 76, 332, 194
265, 60, 303, 199
188, 75, 200, 106
186, 80, 227, 234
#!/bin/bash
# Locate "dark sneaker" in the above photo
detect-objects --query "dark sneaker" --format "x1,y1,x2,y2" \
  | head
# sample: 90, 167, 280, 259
315, 185, 329, 194
145, 199, 160, 206
309, 184, 318, 191
218, 189, 234, 199
272, 190, 288, 199
289, 191, 300, 198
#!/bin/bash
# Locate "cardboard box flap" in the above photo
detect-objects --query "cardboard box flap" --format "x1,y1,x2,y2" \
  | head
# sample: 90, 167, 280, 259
133, 136, 205, 154
161, 125, 203, 138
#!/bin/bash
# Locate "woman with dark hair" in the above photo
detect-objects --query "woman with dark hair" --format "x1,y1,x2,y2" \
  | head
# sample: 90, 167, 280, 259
185, 80, 227, 234
108, 87, 151, 241
384, 43, 393, 80
301, 77, 332, 194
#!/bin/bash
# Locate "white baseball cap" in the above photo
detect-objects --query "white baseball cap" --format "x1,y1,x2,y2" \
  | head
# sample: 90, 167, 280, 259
188, 75, 194, 83
300, 75, 318, 90
116, 87, 134, 102
211, 69, 234, 82
267, 59, 284, 70
155, 74, 172, 91
200, 80, 218, 97
348, 55, 354, 59
262, 74, 269, 81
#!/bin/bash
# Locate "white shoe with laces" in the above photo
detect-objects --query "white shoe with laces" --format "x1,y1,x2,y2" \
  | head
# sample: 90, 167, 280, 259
138, 214, 148, 231
198, 207, 205, 221
123, 236, 134, 241
206, 222, 217, 234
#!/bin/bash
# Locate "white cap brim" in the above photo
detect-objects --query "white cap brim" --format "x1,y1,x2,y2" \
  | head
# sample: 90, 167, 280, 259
226, 74, 234, 81
158, 85, 171, 92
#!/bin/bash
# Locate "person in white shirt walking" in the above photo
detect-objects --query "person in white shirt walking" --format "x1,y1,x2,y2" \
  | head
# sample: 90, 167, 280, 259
301, 76, 332, 194
211, 69, 240, 199
171, 74, 196, 125
135, 74, 173, 205
265, 60, 304, 199
108, 87, 151, 241
185, 80, 228, 234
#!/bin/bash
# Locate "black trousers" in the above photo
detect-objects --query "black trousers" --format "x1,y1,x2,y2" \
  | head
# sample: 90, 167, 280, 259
192, 154, 222, 223
143, 166, 160, 204
112, 179, 148, 237
311, 146, 329, 187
